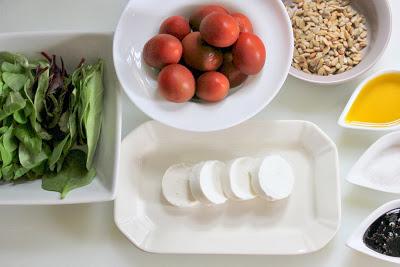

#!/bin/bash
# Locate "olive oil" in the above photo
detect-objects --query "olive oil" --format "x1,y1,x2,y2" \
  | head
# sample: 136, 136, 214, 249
346, 73, 400, 127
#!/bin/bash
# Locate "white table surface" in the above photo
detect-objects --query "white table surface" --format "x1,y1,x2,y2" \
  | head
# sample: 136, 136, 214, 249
1, 0, 400, 266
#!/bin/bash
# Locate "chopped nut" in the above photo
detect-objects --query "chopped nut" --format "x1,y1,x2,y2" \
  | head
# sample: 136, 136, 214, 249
331, 57, 339, 66
286, 0, 368, 76
318, 67, 326, 75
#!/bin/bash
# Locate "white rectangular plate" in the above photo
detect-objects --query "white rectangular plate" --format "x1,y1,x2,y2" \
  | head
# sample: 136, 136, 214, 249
114, 120, 340, 254
0, 32, 121, 204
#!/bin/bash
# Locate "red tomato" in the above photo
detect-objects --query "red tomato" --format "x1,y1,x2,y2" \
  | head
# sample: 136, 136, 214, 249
158, 64, 195, 103
196, 71, 229, 102
219, 52, 248, 88
231, 13, 253, 33
143, 34, 182, 69
189, 5, 228, 31
182, 32, 223, 71
159, 16, 191, 40
200, 13, 240, 48
232, 33, 266, 75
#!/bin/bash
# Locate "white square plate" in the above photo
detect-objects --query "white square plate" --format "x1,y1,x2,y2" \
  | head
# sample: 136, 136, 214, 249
0, 32, 121, 205
114, 120, 340, 254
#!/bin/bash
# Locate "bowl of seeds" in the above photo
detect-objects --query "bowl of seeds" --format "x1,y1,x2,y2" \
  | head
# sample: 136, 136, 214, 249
284, 0, 392, 85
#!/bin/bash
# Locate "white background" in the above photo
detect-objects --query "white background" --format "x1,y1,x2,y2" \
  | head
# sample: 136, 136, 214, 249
1, 0, 400, 266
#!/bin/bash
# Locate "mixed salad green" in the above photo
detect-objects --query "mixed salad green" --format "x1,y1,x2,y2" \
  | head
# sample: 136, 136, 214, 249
0, 52, 103, 198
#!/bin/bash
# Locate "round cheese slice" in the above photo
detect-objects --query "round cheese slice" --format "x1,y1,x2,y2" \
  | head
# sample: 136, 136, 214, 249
252, 155, 294, 201
189, 161, 227, 205
222, 157, 258, 200
162, 163, 199, 207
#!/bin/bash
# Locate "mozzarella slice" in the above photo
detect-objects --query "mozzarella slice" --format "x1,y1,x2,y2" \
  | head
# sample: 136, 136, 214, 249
189, 161, 227, 205
222, 157, 258, 200
162, 163, 199, 207
252, 155, 294, 201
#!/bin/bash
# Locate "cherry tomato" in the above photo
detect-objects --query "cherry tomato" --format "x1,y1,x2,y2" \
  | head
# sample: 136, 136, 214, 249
231, 13, 253, 33
189, 5, 228, 31
196, 71, 229, 102
159, 16, 191, 40
232, 33, 266, 75
200, 13, 240, 48
143, 34, 182, 69
182, 32, 223, 71
158, 64, 195, 103
219, 52, 248, 88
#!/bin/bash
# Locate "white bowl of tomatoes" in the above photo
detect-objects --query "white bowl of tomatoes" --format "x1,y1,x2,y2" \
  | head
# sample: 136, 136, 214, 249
114, 0, 293, 132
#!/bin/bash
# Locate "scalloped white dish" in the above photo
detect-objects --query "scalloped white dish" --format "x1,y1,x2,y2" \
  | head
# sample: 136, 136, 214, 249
347, 131, 400, 193
347, 199, 400, 264
114, 120, 340, 254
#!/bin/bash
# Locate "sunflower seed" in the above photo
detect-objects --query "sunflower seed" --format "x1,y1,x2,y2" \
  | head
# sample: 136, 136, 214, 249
286, 0, 368, 76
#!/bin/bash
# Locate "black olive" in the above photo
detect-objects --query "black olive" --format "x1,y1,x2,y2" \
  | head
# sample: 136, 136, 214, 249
364, 208, 400, 257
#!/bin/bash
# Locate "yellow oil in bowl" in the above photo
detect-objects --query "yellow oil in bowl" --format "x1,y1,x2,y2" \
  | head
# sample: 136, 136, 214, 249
346, 72, 400, 127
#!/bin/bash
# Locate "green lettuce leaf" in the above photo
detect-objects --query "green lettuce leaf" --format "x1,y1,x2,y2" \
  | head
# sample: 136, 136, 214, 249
48, 135, 69, 171
2, 73, 27, 91
4, 91, 26, 113
3, 125, 17, 152
18, 142, 47, 170
0, 91, 26, 120
42, 150, 96, 199
2, 164, 14, 181
33, 64, 49, 122
0, 141, 12, 166
14, 125, 42, 153
79, 60, 103, 169
1, 62, 23, 73
0, 52, 29, 68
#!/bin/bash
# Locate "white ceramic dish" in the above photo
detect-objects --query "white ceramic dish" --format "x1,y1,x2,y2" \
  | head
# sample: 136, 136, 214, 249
113, 0, 293, 132
284, 0, 392, 85
0, 32, 121, 205
347, 199, 400, 264
338, 69, 400, 131
347, 131, 400, 193
114, 120, 340, 254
